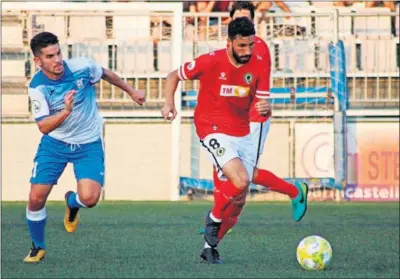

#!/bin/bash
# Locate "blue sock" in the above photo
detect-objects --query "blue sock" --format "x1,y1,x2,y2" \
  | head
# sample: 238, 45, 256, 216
67, 192, 86, 209
26, 207, 47, 249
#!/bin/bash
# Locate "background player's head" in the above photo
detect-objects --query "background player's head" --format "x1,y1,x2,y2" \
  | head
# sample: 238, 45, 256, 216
227, 17, 256, 65
229, 1, 257, 22
30, 32, 64, 79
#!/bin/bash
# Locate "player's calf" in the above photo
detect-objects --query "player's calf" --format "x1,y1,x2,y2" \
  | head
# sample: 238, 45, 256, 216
25, 184, 52, 263
218, 191, 247, 240
252, 168, 309, 221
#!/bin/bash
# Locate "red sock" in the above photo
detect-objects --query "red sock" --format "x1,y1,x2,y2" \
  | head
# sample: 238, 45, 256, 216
218, 191, 246, 241
211, 168, 245, 220
218, 217, 238, 240
253, 169, 299, 199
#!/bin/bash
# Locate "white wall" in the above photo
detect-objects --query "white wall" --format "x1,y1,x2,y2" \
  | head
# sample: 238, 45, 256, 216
2, 121, 398, 201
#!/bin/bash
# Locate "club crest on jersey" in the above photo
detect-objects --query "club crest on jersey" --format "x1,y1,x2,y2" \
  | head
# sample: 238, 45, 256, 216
76, 78, 84, 89
243, 73, 253, 84
216, 147, 225, 157
220, 85, 249, 97
187, 61, 196, 70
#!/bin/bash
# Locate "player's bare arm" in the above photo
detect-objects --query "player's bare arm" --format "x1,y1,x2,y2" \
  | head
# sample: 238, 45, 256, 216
161, 69, 180, 121
36, 90, 76, 134
101, 68, 146, 106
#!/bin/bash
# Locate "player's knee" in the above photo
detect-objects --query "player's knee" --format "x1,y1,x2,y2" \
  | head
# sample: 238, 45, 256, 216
77, 179, 102, 207
79, 194, 100, 208
85, 201, 98, 208
232, 174, 250, 190
78, 192, 100, 208
28, 191, 47, 209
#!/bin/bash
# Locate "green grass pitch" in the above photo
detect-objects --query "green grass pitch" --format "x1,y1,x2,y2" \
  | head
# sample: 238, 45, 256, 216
2, 201, 399, 278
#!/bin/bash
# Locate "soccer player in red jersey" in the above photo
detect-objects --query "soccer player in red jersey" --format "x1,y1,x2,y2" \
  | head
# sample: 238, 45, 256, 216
206, 0, 275, 241
161, 17, 308, 264
200, 0, 273, 236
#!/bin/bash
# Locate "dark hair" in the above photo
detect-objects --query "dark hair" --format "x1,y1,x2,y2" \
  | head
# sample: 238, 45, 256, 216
30, 32, 59, 56
228, 17, 256, 41
229, 1, 257, 20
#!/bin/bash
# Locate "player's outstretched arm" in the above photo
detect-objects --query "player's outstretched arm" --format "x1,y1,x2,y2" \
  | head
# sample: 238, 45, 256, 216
36, 90, 76, 134
161, 69, 180, 121
101, 68, 146, 106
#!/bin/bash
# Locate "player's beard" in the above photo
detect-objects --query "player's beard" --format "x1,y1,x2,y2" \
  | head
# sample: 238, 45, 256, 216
53, 62, 64, 75
232, 47, 251, 64
44, 64, 64, 79
40, 61, 64, 79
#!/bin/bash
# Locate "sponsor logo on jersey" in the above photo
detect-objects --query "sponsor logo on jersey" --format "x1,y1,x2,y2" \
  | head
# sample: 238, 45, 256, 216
220, 85, 249, 97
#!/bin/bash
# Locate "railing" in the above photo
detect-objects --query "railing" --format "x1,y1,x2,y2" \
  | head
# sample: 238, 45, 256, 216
1, 5, 399, 118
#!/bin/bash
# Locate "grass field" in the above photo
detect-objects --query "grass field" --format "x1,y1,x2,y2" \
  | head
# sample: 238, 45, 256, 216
2, 201, 399, 278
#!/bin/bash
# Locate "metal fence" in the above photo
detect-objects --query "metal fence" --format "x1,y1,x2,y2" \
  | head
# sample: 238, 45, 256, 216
1, 4, 399, 118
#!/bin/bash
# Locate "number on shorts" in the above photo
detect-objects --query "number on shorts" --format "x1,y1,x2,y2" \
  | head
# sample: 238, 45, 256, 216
209, 138, 220, 150
32, 162, 38, 178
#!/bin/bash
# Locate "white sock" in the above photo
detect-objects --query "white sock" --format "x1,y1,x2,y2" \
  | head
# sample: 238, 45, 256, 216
209, 212, 222, 223
76, 194, 87, 208
26, 207, 47, 221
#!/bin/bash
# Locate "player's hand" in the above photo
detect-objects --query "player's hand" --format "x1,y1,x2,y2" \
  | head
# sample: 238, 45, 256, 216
64, 90, 77, 112
161, 103, 177, 121
255, 99, 271, 116
130, 90, 146, 106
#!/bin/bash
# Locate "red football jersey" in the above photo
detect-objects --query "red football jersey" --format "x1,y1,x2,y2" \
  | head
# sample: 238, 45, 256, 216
249, 36, 272, 123
178, 48, 270, 139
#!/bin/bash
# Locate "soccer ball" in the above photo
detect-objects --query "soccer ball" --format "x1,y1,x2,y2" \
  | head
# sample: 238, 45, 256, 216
296, 235, 333, 270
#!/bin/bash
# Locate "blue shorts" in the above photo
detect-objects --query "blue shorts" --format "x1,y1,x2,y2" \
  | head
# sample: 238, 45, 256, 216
30, 135, 105, 186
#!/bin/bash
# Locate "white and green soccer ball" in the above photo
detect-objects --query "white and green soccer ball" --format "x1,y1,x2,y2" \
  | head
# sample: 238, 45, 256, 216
296, 235, 333, 270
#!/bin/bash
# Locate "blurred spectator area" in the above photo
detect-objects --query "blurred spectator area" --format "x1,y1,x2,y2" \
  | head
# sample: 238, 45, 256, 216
1, 1, 399, 116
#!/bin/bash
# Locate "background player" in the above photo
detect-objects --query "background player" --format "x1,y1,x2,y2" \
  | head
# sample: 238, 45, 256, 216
161, 17, 308, 264
232, 1, 272, 165
231, 1, 272, 164
24, 32, 145, 263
